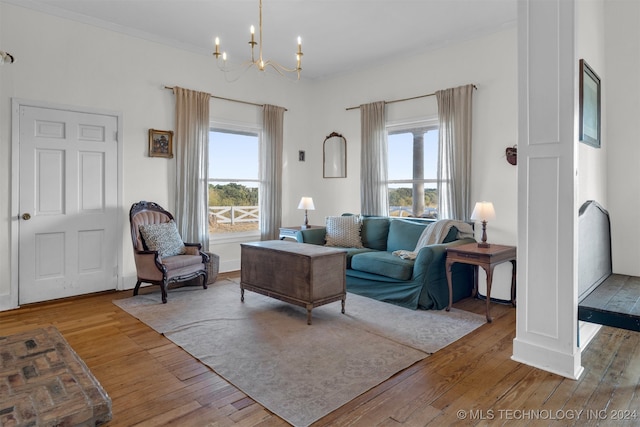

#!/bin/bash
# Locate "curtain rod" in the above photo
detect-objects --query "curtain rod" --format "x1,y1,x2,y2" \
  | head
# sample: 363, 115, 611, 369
164, 86, 287, 111
345, 84, 477, 111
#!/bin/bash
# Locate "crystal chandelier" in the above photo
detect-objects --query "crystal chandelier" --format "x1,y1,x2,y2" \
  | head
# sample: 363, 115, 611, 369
213, 0, 303, 81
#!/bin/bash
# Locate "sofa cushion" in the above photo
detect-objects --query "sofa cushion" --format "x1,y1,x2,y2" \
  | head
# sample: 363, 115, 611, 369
386, 219, 428, 252
325, 215, 364, 248
351, 251, 414, 281
360, 217, 390, 251
139, 220, 186, 257
162, 254, 204, 269
341, 247, 376, 268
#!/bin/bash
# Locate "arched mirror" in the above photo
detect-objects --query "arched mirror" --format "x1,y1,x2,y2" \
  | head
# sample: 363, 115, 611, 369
323, 132, 347, 178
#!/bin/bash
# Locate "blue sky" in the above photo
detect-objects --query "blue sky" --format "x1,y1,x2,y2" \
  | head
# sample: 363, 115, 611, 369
209, 131, 259, 183
388, 130, 438, 181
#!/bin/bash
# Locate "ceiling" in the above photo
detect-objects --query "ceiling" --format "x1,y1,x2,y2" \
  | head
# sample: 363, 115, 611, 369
4, 0, 517, 80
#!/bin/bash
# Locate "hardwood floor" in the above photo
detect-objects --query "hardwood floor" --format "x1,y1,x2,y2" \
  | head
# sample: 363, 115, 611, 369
1, 274, 639, 426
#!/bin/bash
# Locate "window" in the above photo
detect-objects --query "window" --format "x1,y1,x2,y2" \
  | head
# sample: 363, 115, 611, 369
387, 120, 439, 219
208, 127, 260, 238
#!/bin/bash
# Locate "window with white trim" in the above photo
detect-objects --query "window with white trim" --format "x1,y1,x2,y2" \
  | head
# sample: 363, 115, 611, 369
208, 127, 260, 238
387, 120, 440, 219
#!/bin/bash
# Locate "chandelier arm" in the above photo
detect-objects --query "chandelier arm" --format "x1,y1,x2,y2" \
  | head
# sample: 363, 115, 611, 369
263, 62, 301, 81
214, 0, 302, 80
264, 60, 299, 74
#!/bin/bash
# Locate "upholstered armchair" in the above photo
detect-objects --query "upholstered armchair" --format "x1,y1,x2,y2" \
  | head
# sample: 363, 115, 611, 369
129, 201, 209, 303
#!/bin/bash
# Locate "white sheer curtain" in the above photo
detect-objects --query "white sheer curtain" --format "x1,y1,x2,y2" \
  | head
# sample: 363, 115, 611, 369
174, 87, 211, 250
260, 104, 285, 240
436, 84, 474, 220
360, 101, 389, 216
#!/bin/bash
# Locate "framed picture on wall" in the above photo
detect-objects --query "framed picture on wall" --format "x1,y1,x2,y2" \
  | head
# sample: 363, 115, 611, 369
149, 129, 174, 158
579, 59, 601, 148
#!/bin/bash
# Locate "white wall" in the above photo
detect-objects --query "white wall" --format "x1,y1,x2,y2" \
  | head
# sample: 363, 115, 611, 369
289, 29, 518, 236
605, 0, 640, 275
0, 3, 311, 305
295, 28, 519, 299
577, 0, 607, 209
575, 0, 640, 278
0, 2, 518, 308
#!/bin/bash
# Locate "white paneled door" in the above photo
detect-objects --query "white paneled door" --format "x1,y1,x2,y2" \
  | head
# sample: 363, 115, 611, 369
18, 106, 119, 304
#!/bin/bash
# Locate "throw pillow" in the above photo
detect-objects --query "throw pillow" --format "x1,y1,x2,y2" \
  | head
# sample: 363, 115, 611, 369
325, 215, 364, 248
139, 220, 187, 257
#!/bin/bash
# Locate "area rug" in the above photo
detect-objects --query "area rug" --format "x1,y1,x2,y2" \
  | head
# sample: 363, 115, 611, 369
114, 279, 484, 426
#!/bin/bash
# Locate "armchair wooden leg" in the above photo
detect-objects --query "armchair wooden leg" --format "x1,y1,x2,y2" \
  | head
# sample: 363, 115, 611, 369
133, 280, 142, 296
161, 281, 168, 304
202, 271, 208, 290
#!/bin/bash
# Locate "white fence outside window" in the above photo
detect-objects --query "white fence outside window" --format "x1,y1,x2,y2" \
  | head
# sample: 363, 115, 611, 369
209, 206, 259, 225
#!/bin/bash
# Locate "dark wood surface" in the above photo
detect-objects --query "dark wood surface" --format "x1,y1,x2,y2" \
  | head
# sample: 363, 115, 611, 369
445, 243, 516, 322
579, 274, 640, 332
1, 272, 638, 426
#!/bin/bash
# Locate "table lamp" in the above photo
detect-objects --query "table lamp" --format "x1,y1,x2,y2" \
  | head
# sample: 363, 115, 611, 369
470, 201, 496, 248
297, 197, 315, 229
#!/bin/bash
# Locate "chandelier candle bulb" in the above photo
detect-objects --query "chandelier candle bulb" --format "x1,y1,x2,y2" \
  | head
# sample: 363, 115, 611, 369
214, 37, 220, 57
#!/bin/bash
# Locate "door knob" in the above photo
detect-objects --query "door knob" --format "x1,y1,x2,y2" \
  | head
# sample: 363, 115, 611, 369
21, 213, 31, 220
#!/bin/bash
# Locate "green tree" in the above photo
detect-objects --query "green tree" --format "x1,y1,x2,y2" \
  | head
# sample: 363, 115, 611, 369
209, 183, 258, 206
424, 188, 438, 207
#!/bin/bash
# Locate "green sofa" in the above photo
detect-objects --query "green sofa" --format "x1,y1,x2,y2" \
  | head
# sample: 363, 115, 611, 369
296, 217, 476, 310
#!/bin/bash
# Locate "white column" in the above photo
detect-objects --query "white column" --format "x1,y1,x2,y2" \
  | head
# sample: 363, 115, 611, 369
412, 131, 425, 217
512, 0, 582, 379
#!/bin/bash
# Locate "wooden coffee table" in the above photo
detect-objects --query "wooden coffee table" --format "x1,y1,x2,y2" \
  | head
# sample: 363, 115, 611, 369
240, 240, 347, 325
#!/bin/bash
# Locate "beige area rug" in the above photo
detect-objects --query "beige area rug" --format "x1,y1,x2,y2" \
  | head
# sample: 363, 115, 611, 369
114, 279, 484, 426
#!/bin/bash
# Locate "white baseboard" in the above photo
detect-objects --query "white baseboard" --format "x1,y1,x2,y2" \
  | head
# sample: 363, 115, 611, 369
512, 337, 584, 380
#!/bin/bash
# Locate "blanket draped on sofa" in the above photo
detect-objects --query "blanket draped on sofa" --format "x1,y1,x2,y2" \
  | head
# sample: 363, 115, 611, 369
392, 220, 474, 260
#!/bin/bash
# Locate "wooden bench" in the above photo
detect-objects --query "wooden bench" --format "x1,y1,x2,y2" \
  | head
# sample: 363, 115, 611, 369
578, 200, 640, 332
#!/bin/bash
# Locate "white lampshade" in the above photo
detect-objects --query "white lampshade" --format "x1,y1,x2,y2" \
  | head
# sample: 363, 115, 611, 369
470, 201, 496, 221
297, 197, 315, 210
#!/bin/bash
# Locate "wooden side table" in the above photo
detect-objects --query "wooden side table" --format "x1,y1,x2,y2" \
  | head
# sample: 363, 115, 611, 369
445, 243, 516, 322
279, 225, 320, 240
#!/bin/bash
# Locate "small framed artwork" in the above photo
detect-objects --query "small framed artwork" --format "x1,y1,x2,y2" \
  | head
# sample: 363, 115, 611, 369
579, 59, 601, 148
149, 129, 174, 158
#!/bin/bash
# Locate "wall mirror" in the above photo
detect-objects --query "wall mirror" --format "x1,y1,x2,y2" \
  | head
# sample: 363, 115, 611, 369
323, 132, 347, 178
